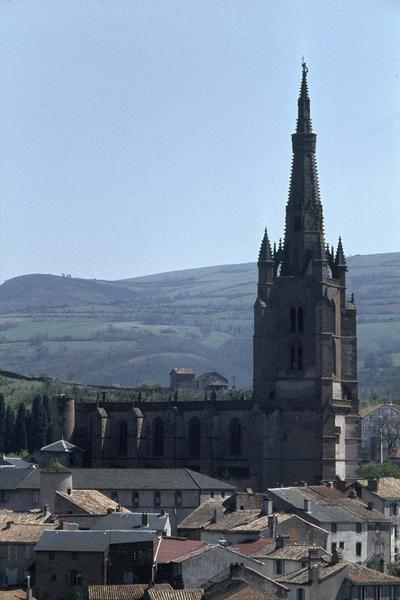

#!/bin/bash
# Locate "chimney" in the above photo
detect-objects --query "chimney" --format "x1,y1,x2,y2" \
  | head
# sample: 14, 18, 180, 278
43, 505, 51, 518
5, 521, 13, 529
116, 504, 121, 512
367, 502, 374, 511
367, 478, 379, 493
160, 509, 165, 516
349, 491, 357, 499
107, 507, 114, 515
142, 512, 148, 527
309, 565, 320, 583
261, 497, 273, 515
268, 515, 276, 537
304, 499, 310, 512
308, 547, 324, 564
229, 562, 241, 574
26, 575, 32, 600
275, 535, 289, 549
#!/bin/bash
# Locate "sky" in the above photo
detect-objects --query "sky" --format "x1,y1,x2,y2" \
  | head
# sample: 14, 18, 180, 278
0, 0, 399, 282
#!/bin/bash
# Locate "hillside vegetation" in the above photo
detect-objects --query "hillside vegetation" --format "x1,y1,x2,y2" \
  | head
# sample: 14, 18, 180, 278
0, 253, 399, 399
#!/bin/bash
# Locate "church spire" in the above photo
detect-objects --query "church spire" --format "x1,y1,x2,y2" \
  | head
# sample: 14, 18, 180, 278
335, 236, 347, 268
280, 62, 325, 277
296, 61, 312, 134
258, 228, 273, 263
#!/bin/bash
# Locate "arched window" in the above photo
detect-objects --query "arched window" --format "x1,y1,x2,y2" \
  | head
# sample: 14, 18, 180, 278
297, 346, 304, 370
188, 417, 201, 457
229, 418, 242, 457
290, 307, 297, 333
152, 418, 164, 457
175, 491, 182, 507
153, 490, 161, 508
297, 307, 304, 333
290, 346, 296, 370
116, 420, 128, 456
132, 491, 139, 508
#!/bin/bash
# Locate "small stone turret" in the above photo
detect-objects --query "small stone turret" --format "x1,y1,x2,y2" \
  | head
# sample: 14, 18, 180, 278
39, 462, 72, 512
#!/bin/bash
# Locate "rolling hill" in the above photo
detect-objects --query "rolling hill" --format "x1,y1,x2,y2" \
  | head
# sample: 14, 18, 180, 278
0, 253, 400, 398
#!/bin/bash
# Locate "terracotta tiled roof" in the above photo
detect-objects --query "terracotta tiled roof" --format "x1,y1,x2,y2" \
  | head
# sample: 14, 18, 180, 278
146, 589, 203, 600
346, 562, 400, 585
211, 582, 281, 600
358, 477, 400, 500
0, 523, 54, 543
56, 489, 129, 515
156, 538, 206, 563
265, 544, 329, 561
177, 500, 225, 530
233, 538, 275, 556
204, 510, 269, 533
88, 585, 172, 600
0, 509, 50, 524
0, 588, 37, 600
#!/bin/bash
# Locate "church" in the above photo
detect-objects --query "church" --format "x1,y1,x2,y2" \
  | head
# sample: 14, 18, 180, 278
51, 64, 361, 489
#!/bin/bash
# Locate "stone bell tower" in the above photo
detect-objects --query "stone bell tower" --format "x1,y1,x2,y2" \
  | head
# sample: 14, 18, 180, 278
253, 63, 360, 486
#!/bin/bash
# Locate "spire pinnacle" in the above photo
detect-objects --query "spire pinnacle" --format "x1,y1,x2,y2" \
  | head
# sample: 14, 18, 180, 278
258, 228, 273, 262
335, 236, 347, 267
296, 61, 312, 134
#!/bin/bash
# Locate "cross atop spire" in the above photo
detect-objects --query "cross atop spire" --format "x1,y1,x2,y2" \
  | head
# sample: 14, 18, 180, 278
296, 61, 312, 134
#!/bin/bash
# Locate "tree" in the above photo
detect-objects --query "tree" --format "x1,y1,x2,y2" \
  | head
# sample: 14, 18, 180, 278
31, 395, 48, 450
375, 411, 400, 461
5, 406, 15, 453
0, 394, 5, 452
42, 395, 53, 444
14, 404, 27, 452
359, 462, 400, 479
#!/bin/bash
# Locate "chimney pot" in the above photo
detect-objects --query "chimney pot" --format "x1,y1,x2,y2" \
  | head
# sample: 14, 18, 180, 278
142, 512, 148, 527
367, 502, 374, 511
304, 498, 310, 512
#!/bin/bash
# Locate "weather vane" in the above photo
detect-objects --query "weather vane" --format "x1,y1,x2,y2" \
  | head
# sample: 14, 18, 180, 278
302, 57, 308, 74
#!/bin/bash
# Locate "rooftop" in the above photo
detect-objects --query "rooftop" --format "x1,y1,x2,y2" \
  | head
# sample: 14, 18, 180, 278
203, 509, 268, 533
358, 478, 400, 501
146, 589, 203, 600
178, 500, 225, 531
0, 523, 55, 544
156, 538, 206, 563
35, 529, 156, 552
0, 509, 51, 524
56, 489, 129, 515
211, 581, 282, 600
91, 512, 169, 531
15, 468, 235, 492
40, 439, 83, 454
88, 585, 172, 600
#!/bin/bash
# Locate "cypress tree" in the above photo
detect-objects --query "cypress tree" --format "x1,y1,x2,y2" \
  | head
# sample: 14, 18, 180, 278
42, 394, 52, 443
0, 394, 5, 452
32, 395, 48, 450
14, 403, 27, 452
5, 406, 15, 453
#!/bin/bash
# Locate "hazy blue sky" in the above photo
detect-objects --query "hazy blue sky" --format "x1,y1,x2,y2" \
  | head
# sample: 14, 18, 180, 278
1, 0, 399, 282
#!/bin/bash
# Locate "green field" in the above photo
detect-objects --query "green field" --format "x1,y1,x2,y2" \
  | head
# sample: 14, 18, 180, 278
0, 253, 399, 399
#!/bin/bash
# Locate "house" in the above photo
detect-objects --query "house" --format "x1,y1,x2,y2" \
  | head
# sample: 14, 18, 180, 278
360, 403, 400, 462
170, 369, 196, 391
91, 511, 171, 537
54, 488, 129, 516
0, 522, 55, 586
205, 564, 288, 599
34, 529, 157, 600
196, 373, 228, 393
268, 485, 394, 565
201, 509, 271, 544
155, 539, 267, 588
0, 466, 234, 534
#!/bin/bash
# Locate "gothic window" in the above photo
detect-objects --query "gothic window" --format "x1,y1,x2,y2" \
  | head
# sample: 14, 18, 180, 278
290, 307, 297, 332
297, 307, 304, 332
175, 490, 182, 507
116, 420, 128, 456
297, 346, 304, 370
229, 418, 242, 457
188, 417, 201, 457
132, 491, 139, 508
290, 346, 296, 370
152, 418, 164, 457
